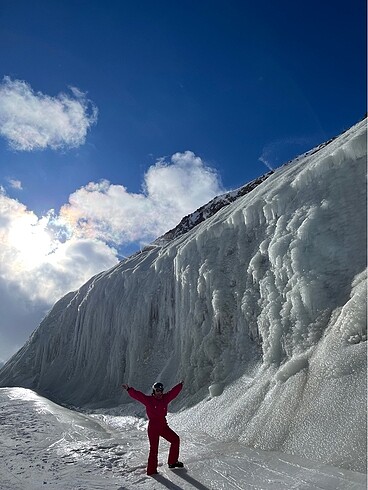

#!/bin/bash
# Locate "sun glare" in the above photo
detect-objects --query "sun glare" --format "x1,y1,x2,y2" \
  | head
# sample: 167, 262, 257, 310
8, 215, 56, 269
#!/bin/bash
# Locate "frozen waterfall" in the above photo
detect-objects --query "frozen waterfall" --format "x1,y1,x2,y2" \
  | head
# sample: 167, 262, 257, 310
0, 118, 366, 472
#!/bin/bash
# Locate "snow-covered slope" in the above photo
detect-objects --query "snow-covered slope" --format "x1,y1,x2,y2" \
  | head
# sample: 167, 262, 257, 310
0, 119, 366, 472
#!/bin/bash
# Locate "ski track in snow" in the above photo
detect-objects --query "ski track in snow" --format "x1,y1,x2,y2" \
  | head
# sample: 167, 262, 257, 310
0, 388, 366, 490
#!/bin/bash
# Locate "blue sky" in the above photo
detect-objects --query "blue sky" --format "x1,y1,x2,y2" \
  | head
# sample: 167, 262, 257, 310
0, 0, 366, 362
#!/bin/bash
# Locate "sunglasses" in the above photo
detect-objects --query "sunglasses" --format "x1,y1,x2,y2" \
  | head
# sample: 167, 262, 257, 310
154, 388, 163, 392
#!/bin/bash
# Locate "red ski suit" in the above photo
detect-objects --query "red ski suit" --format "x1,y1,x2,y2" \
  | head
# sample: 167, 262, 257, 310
127, 382, 183, 475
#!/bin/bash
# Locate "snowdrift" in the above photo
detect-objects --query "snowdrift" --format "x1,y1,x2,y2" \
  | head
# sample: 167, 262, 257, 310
0, 119, 366, 472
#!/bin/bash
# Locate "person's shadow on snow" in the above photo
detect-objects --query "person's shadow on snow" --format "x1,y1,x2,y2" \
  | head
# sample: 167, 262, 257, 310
152, 469, 210, 490
152, 474, 183, 489
172, 469, 210, 490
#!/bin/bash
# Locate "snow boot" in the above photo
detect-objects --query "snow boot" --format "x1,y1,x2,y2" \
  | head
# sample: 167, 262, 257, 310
168, 461, 184, 469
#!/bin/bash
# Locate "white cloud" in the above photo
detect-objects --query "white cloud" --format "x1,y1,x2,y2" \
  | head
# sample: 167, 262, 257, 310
0, 77, 98, 151
59, 151, 224, 246
0, 190, 118, 303
8, 179, 23, 190
145, 151, 222, 214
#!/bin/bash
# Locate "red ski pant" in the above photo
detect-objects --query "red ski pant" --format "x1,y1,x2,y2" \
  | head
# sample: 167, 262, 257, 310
147, 422, 180, 474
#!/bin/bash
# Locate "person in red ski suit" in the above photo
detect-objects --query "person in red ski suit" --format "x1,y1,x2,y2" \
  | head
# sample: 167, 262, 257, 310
122, 381, 184, 475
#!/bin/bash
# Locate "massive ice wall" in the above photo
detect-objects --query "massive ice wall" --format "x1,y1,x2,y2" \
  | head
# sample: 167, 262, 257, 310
0, 119, 366, 470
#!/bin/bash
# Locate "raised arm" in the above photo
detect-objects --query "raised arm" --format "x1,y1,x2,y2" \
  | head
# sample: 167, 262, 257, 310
165, 381, 183, 403
122, 384, 150, 405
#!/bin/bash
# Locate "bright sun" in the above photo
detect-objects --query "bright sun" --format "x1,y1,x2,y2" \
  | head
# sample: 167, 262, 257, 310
8, 214, 56, 270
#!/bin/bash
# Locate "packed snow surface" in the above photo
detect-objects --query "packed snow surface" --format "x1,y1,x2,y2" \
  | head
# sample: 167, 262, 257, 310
0, 387, 366, 489
0, 119, 366, 479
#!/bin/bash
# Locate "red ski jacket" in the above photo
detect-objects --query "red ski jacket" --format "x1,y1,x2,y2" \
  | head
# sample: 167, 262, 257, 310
127, 382, 183, 425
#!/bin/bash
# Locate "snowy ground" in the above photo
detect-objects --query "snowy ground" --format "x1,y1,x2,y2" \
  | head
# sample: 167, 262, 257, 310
0, 388, 366, 490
